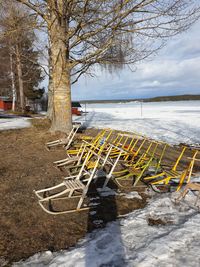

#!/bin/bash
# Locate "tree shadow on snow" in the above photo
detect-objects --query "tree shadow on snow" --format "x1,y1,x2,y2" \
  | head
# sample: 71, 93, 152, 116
85, 177, 127, 267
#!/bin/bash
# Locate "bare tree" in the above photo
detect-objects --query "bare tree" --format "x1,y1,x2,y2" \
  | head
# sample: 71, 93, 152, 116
0, 2, 27, 110
14, 0, 200, 133
0, 1, 44, 111
9, 48, 17, 111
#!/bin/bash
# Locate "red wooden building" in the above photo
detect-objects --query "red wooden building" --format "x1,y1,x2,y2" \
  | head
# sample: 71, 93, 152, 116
0, 97, 82, 115
72, 101, 82, 115
0, 97, 12, 111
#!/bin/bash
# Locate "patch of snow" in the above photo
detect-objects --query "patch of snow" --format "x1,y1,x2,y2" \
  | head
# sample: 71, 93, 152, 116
0, 118, 31, 131
97, 186, 117, 197
13, 251, 54, 267
122, 191, 143, 200
89, 211, 97, 216
88, 202, 100, 207
13, 190, 200, 267
38, 111, 47, 115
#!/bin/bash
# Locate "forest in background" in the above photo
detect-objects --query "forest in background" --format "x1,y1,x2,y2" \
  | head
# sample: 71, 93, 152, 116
80, 94, 200, 104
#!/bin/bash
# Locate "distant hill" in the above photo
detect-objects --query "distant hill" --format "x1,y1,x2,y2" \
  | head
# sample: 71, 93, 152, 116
143, 94, 200, 103
80, 94, 200, 104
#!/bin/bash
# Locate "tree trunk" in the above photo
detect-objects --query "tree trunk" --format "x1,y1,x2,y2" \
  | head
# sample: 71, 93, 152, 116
50, 59, 72, 133
9, 50, 16, 112
47, 48, 53, 120
48, 6, 72, 133
47, 74, 53, 120
16, 44, 25, 112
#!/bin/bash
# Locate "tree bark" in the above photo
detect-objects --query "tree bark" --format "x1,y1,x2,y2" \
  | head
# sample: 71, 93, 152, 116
16, 44, 25, 111
9, 50, 16, 111
47, 48, 53, 120
47, 72, 53, 120
48, 4, 72, 133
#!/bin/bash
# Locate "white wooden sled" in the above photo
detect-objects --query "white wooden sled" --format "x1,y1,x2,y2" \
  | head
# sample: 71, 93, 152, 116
46, 125, 80, 150
34, 149, 100, 215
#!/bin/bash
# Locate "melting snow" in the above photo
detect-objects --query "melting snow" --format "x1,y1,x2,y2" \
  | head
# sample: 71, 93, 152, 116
0, 117, 31, 131
97, 186, 117, 197
13, 192, 200, 267
122, 191, 143, 200
12, 101, 200, 266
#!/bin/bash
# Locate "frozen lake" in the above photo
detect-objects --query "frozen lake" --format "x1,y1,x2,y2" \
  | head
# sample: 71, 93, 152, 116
1, 101, 199, 145
77, 100, 200, 145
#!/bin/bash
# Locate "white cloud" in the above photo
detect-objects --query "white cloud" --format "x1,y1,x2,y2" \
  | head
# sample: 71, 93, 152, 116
72, 20, 200, 100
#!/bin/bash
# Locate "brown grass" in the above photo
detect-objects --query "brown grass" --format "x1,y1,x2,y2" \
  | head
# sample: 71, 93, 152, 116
0, 124, 147, 265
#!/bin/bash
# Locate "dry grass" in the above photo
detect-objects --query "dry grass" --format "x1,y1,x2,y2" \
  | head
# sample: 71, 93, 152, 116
0, 124, 147, 265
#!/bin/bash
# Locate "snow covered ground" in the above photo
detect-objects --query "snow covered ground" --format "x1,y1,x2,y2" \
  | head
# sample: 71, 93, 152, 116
76, 100, 200, 145
8, 101, 200, 266
14, 191, 200, 267
1, 101, 199, 145
0, 117, 31, 131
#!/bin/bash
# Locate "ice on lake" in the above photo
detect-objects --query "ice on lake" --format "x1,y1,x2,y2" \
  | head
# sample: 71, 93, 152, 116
76, 100, 200, 145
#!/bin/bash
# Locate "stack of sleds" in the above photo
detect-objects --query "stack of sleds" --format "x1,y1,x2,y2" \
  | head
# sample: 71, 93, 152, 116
34, 124, 200, 214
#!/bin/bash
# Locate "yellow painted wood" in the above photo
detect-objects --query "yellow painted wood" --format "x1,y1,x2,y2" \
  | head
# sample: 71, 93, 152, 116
172, 147, 186, 171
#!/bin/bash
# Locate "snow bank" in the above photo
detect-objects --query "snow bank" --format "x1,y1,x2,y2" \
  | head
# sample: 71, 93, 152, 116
13, 191, 200, 267
76, 101, 200, 145
0, 118, 31, 131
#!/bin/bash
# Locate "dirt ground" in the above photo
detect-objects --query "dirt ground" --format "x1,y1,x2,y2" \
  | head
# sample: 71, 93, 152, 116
0, 120, 148, 266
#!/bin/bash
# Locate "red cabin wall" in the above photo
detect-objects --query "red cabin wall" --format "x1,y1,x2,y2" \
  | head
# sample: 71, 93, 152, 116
0, 100, 12, 111
72, 107, 81, 115
0, 100, 4, 110
5, 102, 12, 110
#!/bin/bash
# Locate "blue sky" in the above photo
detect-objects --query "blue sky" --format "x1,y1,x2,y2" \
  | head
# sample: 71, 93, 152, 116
72, 20, 200, 101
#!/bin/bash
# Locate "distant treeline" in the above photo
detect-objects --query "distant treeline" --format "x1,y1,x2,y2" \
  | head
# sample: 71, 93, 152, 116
143, 94, 200, 102
80, 94, 200, 104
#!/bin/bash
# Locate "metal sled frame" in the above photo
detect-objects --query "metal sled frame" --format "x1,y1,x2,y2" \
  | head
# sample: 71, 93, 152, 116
54, 130, 113, 173
46, 125, 80, 150
34, 149, 101, 215
113, 142, 160, 187
52, 130, 107, 170
144, 148, 199, 191
108, 134, 145, 160
176, 156, 200, 206
54, 143, 87, 169
65, 142, 114, 176
66, 129, 112, 156
54, 130, 112, 174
